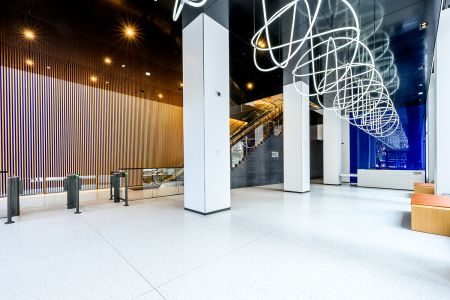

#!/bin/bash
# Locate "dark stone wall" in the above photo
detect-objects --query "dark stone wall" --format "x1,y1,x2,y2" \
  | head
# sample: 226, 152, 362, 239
231, 133, 283, 189
310, 140, 324, 179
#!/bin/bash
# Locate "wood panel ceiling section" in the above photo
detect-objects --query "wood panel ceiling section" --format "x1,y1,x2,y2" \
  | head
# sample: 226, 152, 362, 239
0, 0, 184, 107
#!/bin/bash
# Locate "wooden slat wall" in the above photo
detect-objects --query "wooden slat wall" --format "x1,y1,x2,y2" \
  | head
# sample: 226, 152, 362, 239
0, 65, 184, 196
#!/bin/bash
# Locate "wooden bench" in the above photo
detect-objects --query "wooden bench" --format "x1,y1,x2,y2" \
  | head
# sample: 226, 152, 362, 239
411, 194, 450, 237
413, 182, 435, 195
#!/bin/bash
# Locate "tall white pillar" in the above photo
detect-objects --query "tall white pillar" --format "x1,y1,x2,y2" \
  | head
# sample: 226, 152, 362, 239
341, 120, 350, 183
427, 61, 437, 184
283, 82, 310, 193
436, 8, 450, 195
323, 110, 342, 185
183, 13, 231, 214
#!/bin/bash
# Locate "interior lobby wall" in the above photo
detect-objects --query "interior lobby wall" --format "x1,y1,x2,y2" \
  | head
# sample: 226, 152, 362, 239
0, 66, 184, 194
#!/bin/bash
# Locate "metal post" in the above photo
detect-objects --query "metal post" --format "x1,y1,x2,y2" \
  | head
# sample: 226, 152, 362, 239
5, 194, 14, 224
74, 176, 81, 214
113, 173, 120, 203
109, 173, 113, 200
124, 173, 129, 206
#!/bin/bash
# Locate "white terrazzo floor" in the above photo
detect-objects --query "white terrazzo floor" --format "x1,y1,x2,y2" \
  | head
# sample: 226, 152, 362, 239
0, 184, 449, 300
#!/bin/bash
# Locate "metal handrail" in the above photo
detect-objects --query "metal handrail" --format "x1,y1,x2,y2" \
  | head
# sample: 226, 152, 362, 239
230, 105, 283, 147
141, 100, 284, 184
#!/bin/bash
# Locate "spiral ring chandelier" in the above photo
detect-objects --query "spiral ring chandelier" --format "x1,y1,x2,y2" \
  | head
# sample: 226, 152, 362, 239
173, 0, 208, 21
251, 0, 408, 149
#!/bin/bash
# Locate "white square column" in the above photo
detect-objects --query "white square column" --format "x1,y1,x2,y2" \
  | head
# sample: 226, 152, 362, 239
183, 14, 231, 214
341, 121, 350, 183
323, 110, 342, 185
436, 8, 450, 195
283, 82, 310, 193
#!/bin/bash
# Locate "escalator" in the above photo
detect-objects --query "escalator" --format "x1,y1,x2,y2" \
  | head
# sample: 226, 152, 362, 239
144, 94, 284, 185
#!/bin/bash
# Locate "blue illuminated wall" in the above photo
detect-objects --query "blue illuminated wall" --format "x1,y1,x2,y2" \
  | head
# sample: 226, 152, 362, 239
350, 104, 426, 177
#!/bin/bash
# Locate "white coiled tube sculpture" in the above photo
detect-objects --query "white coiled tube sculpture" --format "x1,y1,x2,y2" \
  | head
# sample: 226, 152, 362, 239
251, 0, 408, 150
173, 0, 208, 21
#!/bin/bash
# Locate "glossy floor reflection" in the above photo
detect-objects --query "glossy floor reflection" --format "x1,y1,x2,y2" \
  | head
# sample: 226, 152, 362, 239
0, 184, 449, 299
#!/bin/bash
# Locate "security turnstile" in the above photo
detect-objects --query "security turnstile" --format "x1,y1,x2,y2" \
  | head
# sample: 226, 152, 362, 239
5, 177, 23, 224
109, 172, 128, 206
64, 174, 81, 213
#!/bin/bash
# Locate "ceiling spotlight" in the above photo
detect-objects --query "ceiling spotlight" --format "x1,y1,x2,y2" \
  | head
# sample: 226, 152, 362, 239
123, 25, 136, 39
46, 66, 51, 69
158, 93, 163, 99
106, 81, 109, 84
23, 29, 35, 40
418, 83, 423, 87
121, 64, 126, 68
145, 72, 151, 76
257, 39, 267, 48
25, 59, 33, 66
90, 76, 98, 83
419, 21, 428, 30
418, 92, 424, 95
246, 82, 254, 90
104, 57, 112, 65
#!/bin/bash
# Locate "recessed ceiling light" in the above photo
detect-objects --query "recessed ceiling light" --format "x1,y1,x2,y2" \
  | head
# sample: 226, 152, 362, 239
158, 93, 163, 99
46, 66, 51, 69
145, 72, 151, 76
246, 82, 254, 90
121, 64, 126, 68
123, 25, 136, 39
106, 81, 109, 84
257, 39, 267, 48
418, 83, 423, 87
23, 29, 35, 40
418, 92, 423, 95
25, 59, 33, 66
104, 57, 112, 65
180, 82, 184, 88
90, 76, 98, 83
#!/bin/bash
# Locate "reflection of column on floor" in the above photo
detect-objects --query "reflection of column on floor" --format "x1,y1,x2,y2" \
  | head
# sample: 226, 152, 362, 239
182, 13, 230, 214
436, 8, 450, 195
283, 81, 310, 193
323, 110, 342, 185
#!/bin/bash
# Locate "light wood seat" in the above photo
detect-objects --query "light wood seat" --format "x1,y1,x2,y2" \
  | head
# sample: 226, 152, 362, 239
411, 194, 450, 237
413, 182, 435, 195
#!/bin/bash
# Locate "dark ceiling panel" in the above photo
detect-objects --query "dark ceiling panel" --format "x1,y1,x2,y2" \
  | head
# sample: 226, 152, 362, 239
228, 0, 441, 107
0, 0, 442, 108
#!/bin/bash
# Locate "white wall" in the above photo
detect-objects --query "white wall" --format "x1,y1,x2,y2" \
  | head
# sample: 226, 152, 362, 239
255, 124, 264, 145
323, 110, 342, 185
436, 8, 450, 195
283, 82, 310, 193
183, 14, 231, 213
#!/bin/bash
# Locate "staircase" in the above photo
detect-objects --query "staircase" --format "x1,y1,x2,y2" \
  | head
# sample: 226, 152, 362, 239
154, 94, 284, 184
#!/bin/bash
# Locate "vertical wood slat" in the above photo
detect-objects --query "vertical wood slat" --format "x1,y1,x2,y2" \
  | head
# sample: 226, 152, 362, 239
0, 59, 184, 196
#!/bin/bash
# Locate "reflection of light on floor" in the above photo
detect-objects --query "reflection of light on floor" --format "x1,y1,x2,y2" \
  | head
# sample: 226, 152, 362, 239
2, 184, 448, 299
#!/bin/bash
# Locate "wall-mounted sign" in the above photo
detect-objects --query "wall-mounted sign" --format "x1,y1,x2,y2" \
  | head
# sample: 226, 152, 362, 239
272, 151, 279, 158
